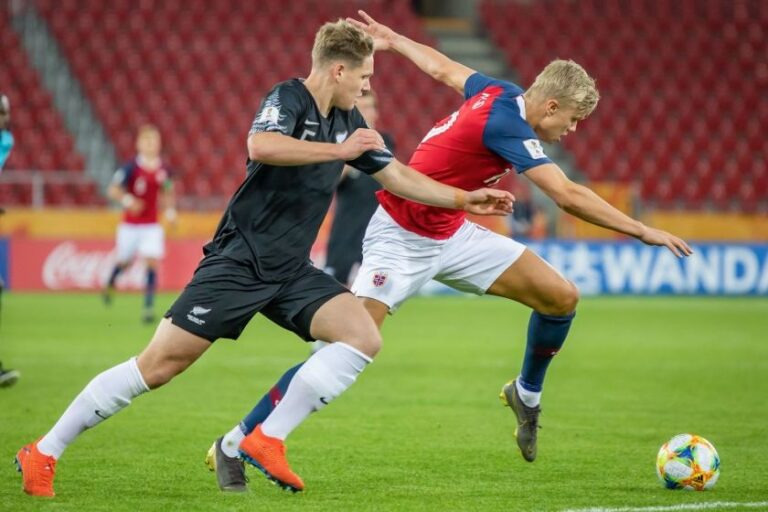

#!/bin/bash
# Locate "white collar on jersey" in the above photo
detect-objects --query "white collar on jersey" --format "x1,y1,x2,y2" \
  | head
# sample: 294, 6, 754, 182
515, 95, 527, 121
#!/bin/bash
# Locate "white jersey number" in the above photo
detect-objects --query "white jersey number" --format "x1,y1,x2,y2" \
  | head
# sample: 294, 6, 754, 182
420, 110, 459, 144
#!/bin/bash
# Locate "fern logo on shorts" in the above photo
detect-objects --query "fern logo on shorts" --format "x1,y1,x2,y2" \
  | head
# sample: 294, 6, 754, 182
190, 306, 211, 316
372, 272, 388, 287
187, 306, 212, 325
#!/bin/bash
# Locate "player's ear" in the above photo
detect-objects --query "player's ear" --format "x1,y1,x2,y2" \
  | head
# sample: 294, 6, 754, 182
331, 62, 345, 82
545, 99, 560, 117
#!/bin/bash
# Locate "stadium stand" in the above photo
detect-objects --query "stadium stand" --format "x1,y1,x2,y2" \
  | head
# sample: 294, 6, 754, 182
0, 5, 96, 206
7, 0, 765, 212
480, 0, 767, 211
34, 0, 459, 207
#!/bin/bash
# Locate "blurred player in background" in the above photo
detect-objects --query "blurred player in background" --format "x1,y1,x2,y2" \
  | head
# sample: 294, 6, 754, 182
206, 12, 693, 491
324, 89, 395, 286
0, 93, 13, 171
15, 20, 513, 497
102, 124, 177, 324
0, 92, 20, 388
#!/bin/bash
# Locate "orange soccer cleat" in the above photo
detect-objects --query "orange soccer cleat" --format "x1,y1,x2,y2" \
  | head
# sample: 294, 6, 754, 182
15, 441, 57, 497
239, 425, 304, 492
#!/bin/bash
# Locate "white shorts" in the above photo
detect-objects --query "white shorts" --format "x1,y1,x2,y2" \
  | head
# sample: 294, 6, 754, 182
115, 223, 165, 263
352, 207, 527, 312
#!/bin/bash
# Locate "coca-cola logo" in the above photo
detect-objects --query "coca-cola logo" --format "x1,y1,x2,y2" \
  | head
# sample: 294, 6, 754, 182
42, 242, 145, 290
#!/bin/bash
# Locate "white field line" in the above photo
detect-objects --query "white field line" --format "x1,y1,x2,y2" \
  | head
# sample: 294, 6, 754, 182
562, 501, 768, 512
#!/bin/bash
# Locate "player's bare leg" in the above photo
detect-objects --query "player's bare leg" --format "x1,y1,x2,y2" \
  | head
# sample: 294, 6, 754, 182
486, 249, 579, 462
360, 297, 389, 328
239, 292, 381, 492
17, 319, 211, 497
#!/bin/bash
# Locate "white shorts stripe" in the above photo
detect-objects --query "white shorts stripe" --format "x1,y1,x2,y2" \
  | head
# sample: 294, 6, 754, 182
351, 207, 526, 312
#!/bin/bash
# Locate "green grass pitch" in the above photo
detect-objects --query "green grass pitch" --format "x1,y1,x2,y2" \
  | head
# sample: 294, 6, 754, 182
1, 292, 766, 511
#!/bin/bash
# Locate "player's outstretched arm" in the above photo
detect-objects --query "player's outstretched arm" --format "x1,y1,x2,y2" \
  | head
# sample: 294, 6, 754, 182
525, 163, 693, 257
248, 129, 385, 166
347, 10, 475, 95
373, 160, 514, 215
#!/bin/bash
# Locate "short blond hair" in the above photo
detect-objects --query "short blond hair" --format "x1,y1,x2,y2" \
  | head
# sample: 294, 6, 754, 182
526, 59, 599, 118
312, 20, 374, 68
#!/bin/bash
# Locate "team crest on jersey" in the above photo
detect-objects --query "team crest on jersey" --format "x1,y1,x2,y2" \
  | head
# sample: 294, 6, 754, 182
523, 139, 547, 159
335, 131, 348, 143
372, 271, 388, 287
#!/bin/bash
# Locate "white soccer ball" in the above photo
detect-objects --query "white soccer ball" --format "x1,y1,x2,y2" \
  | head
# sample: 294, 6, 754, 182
656, 433, 720, 490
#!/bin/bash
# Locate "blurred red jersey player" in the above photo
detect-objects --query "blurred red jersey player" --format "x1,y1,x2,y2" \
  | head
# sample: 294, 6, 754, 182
103, 124, 177, 323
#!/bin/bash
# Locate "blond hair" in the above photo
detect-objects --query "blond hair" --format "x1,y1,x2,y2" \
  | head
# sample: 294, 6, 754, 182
311, 20, 374, 68
526, 59, 599, 117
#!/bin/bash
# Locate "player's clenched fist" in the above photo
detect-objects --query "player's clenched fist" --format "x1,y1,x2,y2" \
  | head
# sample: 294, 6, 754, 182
336, 128, 386, 160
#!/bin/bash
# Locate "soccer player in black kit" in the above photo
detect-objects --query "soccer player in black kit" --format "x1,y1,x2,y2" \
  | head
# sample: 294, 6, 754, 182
15, 20, 513, 497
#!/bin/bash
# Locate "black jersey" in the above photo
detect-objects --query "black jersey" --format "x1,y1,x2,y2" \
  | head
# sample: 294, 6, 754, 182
204, 79, 394, 281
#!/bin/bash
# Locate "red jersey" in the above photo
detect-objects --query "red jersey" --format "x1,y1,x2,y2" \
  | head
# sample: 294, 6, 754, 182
115, 159, 172, 224
377, 73, 551, 239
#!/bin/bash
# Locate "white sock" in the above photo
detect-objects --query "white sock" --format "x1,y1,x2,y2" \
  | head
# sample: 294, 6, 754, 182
37, 357, 149, 459
516, 378, 542, 408
260, 342, 371, 440
221, 424, 245, 458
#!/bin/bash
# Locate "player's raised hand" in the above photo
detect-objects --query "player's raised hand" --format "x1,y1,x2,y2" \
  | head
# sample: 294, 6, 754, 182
637, 226, 693, 257
336, 128, 386, 160
463, 188, 515, 216
346, 10, 399, 51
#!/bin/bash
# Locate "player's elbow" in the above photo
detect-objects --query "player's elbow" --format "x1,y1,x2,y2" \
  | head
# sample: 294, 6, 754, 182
247, 143, 266, 161
247, 134, 272, 161
553, 193, 576, 211
550, 183, 581, 211
431, 66, 449, 83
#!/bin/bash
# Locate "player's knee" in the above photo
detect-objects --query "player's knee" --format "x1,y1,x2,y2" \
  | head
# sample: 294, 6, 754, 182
343, 327, 382, 359
137, 356, 186, 389
555, 281, 580, 315
541, 281, 579, 316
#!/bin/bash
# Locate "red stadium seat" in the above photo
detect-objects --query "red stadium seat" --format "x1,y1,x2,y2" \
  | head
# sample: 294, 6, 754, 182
0, 17, 85, 186
480, 0, 767, 212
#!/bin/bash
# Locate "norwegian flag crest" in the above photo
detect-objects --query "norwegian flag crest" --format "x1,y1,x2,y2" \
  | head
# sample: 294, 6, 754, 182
372, 272, 388, 287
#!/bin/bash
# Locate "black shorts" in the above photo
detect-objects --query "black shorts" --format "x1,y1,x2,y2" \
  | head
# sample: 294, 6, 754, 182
165, 255, 348, 342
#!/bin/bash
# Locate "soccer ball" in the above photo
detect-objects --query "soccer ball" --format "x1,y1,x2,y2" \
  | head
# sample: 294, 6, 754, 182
656, 434, 720, 490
